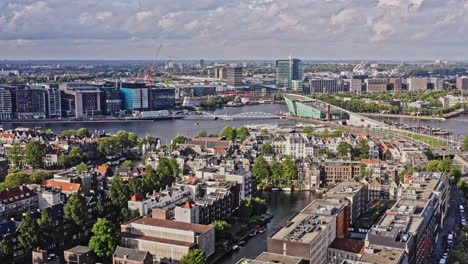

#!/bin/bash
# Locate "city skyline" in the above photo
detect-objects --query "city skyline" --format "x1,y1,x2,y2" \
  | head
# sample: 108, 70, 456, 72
1, 0, 468, 60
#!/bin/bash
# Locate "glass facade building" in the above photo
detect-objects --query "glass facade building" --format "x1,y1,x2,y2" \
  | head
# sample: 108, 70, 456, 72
276, 58, 303, 90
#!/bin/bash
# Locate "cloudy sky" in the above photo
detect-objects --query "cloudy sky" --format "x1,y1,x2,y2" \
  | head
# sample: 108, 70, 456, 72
0, 0, 467, 60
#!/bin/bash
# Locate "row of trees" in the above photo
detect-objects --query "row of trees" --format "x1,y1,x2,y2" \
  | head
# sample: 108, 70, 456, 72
238, 197, 267, 220
336, 139, 370, 160
7, 141, 45, 169
0, 171, 53, 191
97, 131, 138, 156
252, 156, 298, 187
219, 126, 250, 141
109, 158, 180, 210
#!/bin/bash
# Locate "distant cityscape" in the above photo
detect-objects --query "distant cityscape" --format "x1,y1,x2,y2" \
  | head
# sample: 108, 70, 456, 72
0, 59, 467, 121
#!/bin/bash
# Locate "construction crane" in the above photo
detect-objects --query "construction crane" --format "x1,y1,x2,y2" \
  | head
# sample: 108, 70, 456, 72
145, 43, 163, 85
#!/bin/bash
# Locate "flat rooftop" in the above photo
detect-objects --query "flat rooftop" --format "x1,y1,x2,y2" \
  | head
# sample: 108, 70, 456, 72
271, 212, 333, 244
360, 246, 404, 264
324, 181, 364, 199
124, 216, 213, 234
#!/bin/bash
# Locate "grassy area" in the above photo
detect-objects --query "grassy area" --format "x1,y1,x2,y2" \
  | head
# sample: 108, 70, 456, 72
391, 131, 447, 146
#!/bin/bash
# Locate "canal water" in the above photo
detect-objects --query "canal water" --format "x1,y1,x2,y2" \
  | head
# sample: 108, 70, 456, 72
218, 191, 319, 264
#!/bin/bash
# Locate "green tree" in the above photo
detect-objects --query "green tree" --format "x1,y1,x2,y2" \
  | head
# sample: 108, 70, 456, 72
157, 157, 176, 187
0, 240, 11, 263
197, 130, 207, 137
142, 166, 160, 193
76, 162, 88, 172
208, 134, 218, 138
464, 135, 468, 151
120, 207, 140, 224
302, 126, 314, 135
96, 196, 107, 219
219, 126, 237, 141
252, 156, 271, 183
45, 129, 53, 135
282, 158, 298, 184
211, 220, 231, 239
336, 142, 352, 157
239, 198, 254, 219
18, 211, 40, 250
172, 135, 187, 147
109, 176, 131, 209
181, 249, 206, 264
270, 159, 282, 186
59, 129, 76, 138
7, 143, 23, 168
98, 137, 120, 156
169, 158, 181, 178
353, 138, 369, 159
120, 160, 134, 168
88, 218, 119, 258
262, 143, 274, 154
260, 129, 269, 136
23, 141, 45, 168
128, 177, 143, 195
76, 128, 91, 137
64, 193, 87, 230
37, 208, 55, 248
237, 127, 250, 142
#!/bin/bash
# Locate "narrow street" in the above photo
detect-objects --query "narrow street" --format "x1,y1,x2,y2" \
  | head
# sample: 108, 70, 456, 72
431, 185, 467, 263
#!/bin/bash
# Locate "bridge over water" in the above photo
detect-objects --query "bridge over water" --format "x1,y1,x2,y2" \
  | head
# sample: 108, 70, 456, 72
183, 111, 281, 120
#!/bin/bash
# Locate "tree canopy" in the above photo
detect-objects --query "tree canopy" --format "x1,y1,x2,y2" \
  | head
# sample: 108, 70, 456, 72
23, 141, 45, 168
181, 249, 206, 264
88, 218, 119, 258
18, 211, 40, 250
64, 193, 87, 230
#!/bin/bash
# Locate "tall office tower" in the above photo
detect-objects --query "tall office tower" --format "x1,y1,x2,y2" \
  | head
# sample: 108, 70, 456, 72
309, 78, 345, 94
387, 78, 402, 92
14, 87, 47, 119
0, 88, 12, 120
276, 58, 303, 90
119, 82, 149, 110
214, 68, 226, 79
227, 66, 243, 89
200, 59, 205, 68
456, 77, 468, 93
365, 78, 388, 93
345, 79, 363, 94
407, 78, 428, 91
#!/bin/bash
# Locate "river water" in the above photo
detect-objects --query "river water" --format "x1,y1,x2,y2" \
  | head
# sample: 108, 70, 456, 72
218, 191, 318, 264
0, 104, 292, 143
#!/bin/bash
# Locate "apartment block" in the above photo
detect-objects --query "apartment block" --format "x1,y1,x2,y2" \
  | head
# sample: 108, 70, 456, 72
323, 181, 367, 228
407, 78, 428, 92
268, 199, 348, 264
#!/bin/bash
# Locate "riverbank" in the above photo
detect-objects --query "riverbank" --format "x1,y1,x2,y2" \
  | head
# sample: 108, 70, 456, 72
359, 113, 445, 120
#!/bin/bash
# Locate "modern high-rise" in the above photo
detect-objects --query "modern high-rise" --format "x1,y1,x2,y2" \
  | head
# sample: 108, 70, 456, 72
32, 84, 62, 118
456, 77, 468, 93
119, 82, 149, 110
214, 67, 226, 79
227, 66, 243, 89
276, 58, 303, 90
365, 78, 387, 93
60, 82, 102, 118
149, 87, 176, 110
14, 87, 47, 119
407, 78, 428, 91
0, 88, 12, 120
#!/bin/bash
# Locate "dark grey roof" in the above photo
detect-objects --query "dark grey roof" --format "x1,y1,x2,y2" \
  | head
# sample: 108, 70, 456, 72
65, 245, 92, 254
113, 246, 150, 261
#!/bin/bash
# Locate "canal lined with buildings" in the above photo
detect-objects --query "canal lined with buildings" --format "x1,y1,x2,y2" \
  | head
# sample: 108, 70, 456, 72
218, 191, 318, 264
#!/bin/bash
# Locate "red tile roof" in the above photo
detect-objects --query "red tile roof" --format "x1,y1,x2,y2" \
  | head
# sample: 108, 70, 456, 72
0, 186, 36, 205
43, 180, 80, 193
183, 200, 195, 209
97, 165, 109, 173
130, 193, 144, 202
184, 177, 199, 183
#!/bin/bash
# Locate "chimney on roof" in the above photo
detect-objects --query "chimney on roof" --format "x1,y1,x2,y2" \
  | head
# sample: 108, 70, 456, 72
123, 254, 128, 259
